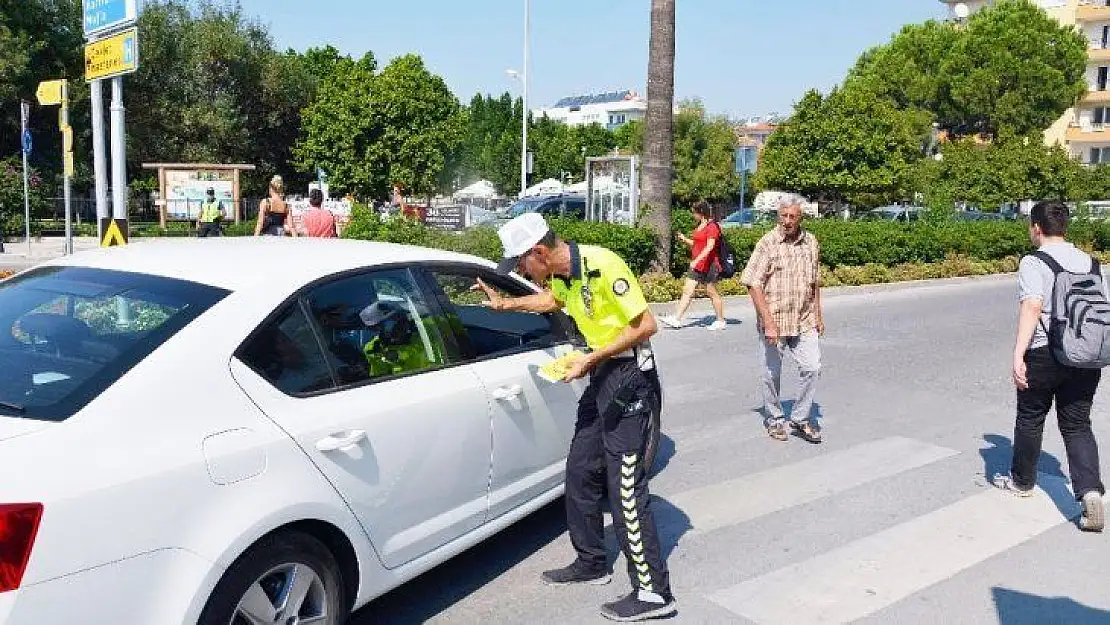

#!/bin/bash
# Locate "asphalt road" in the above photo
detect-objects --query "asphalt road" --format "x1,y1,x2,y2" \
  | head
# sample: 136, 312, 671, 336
350, 273, 1110, 624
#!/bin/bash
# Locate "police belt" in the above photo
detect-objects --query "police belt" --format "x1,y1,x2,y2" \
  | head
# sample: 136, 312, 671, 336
606, 342, 655, 371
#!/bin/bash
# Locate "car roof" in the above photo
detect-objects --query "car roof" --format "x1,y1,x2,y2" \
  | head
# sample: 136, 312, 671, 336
39, 237, 494, 292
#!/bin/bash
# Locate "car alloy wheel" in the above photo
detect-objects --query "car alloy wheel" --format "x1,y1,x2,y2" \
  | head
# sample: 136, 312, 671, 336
233, 562, 328, 625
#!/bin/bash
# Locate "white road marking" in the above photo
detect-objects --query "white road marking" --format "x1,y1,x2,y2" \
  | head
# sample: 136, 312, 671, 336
669, 437, 959, 535
707, 474, 1078, 624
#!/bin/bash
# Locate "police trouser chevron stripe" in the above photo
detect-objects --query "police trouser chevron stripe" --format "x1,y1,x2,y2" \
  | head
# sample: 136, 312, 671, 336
564, 359, 671, 596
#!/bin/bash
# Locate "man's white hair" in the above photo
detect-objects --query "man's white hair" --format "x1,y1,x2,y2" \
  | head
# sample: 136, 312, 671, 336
777, 193, 806, 210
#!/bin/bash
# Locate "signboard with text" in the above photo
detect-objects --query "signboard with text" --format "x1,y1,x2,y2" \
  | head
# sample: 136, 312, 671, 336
84, 0, 138, 37
424, 205, 468, 231
85, 27, 139, 82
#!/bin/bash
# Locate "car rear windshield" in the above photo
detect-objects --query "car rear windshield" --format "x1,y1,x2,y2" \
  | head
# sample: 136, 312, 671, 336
0, 266, 229, 422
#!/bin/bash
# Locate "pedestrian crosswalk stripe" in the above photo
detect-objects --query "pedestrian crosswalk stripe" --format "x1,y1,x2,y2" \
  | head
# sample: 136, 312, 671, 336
669, 436, 959, 535
706, 473, 1077, 624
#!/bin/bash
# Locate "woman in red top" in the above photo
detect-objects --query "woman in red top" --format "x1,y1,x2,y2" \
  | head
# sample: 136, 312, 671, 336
659, 200, 726, 331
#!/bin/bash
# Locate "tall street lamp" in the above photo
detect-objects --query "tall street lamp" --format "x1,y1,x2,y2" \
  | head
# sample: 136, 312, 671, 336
510, 0, 530, 196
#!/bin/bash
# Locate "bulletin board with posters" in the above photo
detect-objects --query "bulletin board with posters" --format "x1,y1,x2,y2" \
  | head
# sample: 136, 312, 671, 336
585, 156, 639, 225
164, 170, 234, 220
142, 162, 256, 228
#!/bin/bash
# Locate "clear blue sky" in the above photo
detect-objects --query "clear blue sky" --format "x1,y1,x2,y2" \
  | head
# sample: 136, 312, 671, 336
236, 0, 949, 117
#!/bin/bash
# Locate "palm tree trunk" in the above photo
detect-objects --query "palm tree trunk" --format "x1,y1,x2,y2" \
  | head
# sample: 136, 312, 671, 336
642, 0, 676, 273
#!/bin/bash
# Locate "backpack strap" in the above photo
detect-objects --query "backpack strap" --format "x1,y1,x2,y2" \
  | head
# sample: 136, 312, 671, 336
1030, 250, 1065, 275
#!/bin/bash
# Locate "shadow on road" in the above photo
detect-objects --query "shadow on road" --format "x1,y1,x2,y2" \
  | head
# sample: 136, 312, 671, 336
992, 587, 1110, 624
979, 434, 1079, 521
352, 499, 567, 624
649, 433, 676, 478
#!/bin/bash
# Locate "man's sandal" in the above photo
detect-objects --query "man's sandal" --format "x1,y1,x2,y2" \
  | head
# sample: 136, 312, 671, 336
790, 421, 822, 444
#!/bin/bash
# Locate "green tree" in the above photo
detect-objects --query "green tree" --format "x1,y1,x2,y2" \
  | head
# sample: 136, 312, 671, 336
848, 0, 1086, 140
368, 54, 464, 200
292, 53, 379, 197
671, 100, 740, 206
754, 85, 932, 208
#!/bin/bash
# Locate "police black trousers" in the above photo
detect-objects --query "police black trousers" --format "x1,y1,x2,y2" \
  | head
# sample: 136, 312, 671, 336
565, 358, 672, 598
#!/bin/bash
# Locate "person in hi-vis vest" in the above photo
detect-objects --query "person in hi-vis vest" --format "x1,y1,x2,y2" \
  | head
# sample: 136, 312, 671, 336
196, 188, 226, 238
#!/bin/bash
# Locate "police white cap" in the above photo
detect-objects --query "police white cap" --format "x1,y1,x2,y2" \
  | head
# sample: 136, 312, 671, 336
496, 212, 550, 275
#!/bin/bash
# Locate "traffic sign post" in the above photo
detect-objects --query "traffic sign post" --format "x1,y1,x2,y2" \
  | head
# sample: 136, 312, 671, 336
36, 79, 74, 255
84, 27, 139, 82
84, 0, 139, 248
84, 0, 138, 37
735, 146, 758, 212
20, 101, 31, 256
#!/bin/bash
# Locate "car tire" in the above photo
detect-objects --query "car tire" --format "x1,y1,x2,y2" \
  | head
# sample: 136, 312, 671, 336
644, 387, 662, 478
198, 531, 349, 625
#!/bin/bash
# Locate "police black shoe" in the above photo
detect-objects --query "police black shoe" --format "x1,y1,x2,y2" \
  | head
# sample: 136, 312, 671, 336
541, 561, 611, 586
600, 590, 677, 622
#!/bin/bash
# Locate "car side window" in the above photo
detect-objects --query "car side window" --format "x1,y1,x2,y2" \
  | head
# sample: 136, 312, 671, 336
238, 304, 335, 395
425, 267, 565, 359
303, 268, 453, 387
564, 199, 586, 219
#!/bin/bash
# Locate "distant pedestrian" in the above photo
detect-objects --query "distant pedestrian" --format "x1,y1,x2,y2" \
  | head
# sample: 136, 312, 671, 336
255, 175, 297, 237
196, 188, 225, 238
740, 197, 824, 444
303, 189, 337, 238
659, 200, 726, 331
994, 200, 1105, 532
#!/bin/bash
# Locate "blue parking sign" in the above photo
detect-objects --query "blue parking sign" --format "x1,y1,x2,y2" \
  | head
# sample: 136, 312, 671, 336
21, 130, 32, 156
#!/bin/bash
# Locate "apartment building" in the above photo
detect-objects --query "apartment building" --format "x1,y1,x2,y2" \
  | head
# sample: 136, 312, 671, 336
532, 90, 647, 131
941, 0, 1110, 164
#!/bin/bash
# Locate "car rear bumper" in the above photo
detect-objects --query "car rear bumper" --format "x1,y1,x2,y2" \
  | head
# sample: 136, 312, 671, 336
0, 548, 213, 625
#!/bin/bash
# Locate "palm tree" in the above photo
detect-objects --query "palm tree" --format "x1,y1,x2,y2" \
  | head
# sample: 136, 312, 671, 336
642, 0, 676, 272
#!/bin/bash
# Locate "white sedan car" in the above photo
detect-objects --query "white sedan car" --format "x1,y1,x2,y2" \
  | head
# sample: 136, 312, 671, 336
0, 238, 661, 625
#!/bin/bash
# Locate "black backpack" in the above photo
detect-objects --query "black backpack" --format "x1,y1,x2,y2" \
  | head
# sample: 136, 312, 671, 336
712, 221, 737, 278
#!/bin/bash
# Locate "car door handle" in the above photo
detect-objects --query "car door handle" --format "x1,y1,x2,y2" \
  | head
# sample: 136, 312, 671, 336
492, 384, 524, 401
315, 430, 367, 452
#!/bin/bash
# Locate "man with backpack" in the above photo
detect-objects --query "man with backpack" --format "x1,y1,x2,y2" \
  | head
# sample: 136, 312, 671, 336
995, 200, 1106, 532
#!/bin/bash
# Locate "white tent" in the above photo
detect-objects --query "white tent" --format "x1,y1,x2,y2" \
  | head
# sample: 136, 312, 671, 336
453, 179, 498, 200
566, 180, 588, 193
521, 178, 565, 197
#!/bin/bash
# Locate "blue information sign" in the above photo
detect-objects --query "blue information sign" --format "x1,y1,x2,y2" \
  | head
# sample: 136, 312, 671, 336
84, 0, 137, 37
21, 130, 32, 156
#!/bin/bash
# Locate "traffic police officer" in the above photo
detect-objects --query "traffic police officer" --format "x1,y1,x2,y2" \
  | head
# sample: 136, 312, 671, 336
474, 212, 676, 622
196, 188, 225, 238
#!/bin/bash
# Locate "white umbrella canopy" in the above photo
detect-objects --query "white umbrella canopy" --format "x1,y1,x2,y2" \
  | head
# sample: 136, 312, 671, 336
454, 179, 498, 199
521, 178, 565, 197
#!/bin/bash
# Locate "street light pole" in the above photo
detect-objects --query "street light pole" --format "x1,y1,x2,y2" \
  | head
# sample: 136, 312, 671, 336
521, 0, 530, 197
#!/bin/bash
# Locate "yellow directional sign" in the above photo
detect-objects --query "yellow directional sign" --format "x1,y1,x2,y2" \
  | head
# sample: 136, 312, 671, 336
36, 79, 66, 106
85, 28, 139, 82
100, 219, 128, 247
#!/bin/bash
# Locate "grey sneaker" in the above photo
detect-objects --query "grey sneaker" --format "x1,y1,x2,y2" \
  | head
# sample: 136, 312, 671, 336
541, 562, 611, 586
992, 474, 1034, 498
1080, 491, 1105, 532
600, 591, 677, 622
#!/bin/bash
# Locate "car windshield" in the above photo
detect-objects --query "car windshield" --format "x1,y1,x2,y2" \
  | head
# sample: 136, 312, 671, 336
0, 267, 229, 422
507, 197, 546, 217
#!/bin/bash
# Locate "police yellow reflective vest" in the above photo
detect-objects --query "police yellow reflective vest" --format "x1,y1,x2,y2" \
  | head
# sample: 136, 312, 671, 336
549, 243, 650, 350
200, 200, 223, 223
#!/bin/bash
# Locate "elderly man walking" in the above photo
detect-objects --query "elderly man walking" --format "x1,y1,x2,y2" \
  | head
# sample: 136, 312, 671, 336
741, 198, 824, 444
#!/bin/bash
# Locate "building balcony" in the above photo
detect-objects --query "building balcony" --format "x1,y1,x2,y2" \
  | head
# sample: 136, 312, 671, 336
1067, 125, 1110, 142
1091, 47, 1110, 63
1083, 89, 1110, 104
1078, 2, 1110, 22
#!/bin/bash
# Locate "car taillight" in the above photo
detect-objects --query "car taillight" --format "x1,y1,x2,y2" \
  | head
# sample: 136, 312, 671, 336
0, 503, 43, 593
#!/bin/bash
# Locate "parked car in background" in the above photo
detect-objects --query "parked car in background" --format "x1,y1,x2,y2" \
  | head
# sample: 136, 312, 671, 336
866, 205, 926, 222
720, 208, 776, 229
505, 194, 586, 220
